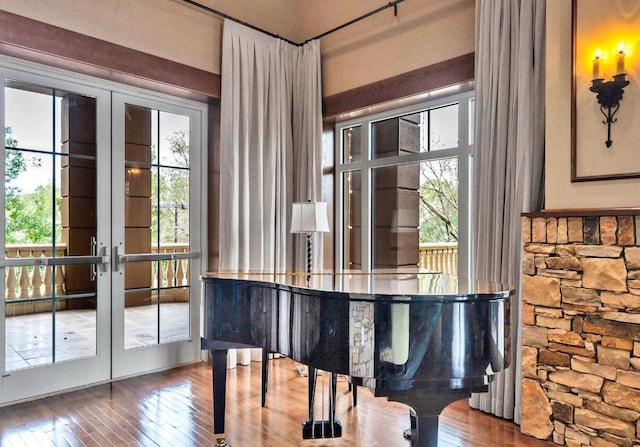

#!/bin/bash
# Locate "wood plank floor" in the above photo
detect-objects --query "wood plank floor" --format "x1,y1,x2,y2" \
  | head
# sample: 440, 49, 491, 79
0, 358, 554, 447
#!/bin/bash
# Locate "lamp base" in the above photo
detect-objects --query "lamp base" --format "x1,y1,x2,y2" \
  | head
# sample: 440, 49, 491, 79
306, 233, 312, 285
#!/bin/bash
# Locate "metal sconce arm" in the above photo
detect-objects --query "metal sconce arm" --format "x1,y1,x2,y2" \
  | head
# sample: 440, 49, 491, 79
589, 74, 630, 148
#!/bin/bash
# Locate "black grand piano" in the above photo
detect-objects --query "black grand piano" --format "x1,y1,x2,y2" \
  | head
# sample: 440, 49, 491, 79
201, 271, 512, 447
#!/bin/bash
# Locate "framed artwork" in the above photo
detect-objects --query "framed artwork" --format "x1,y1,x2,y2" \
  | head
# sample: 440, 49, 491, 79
571, 0, 640, 181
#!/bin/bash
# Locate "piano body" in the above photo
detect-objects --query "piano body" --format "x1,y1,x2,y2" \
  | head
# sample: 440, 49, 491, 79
201, 271, 513, 447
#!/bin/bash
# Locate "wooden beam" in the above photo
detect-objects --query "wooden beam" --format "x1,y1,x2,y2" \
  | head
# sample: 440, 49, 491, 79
323, 52, 475, 119
0, 10, 220, 101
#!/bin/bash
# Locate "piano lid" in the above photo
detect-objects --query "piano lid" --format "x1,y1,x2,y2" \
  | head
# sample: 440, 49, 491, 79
201, 269, 513, 303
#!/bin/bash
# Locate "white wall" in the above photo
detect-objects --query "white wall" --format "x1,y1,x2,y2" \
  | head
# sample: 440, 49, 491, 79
0, 0, 298, 75
298, 0, 475, 96
1, 0, 475, 99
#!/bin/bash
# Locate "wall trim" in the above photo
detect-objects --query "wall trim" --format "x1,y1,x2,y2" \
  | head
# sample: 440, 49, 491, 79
0, 10, 220, 101
523, 208, 640, 218
322, 52, 475, 120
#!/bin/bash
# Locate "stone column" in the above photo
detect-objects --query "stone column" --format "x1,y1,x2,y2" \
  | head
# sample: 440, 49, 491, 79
61, 94, 97, 310
123, 104, 152, 307
521, 211, 640, 446
371, 114, 420, 269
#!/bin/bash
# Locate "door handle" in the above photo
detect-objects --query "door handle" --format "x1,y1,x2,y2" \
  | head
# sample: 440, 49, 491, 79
112, 246, 199, 270
113, 245, 124, 272
0, 255, 110, 268
91, 237, 97, 281
118, 252, 200, 263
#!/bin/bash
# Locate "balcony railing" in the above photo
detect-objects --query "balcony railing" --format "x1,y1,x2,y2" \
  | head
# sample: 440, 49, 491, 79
152, 243, 190, 302
4, 244, 67, 301
4, 243, 191, 303
419, 242, 458, 275
5, 242, 455, 309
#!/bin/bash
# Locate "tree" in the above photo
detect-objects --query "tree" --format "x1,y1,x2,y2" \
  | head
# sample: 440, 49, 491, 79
419, 158, 458, 243
151, 129, 190, 244
5, 127, 25, 199
5, 185, 60, 244
5, 126, 51, 244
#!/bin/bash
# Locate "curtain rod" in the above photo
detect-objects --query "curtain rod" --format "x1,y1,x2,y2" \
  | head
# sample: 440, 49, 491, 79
181, 0, 298, 45
303, 0, 405, 44
181, 0, 405, 46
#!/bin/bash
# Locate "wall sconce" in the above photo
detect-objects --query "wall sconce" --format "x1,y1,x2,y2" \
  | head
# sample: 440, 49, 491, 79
589, 43, 630, 148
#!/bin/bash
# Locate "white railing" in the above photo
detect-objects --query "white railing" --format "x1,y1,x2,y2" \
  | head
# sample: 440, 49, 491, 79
152, 243, 190, 302
4, 243, 191, 304
419, 242, 458, 275
5, 244, 67, 301
5, 241, 455, 306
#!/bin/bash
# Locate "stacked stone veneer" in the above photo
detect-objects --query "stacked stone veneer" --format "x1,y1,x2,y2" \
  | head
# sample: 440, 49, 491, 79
521, 212, 640, 447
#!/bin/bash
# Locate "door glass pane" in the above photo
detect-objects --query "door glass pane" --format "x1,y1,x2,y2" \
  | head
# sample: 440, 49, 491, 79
427, 104, 459, 150
343, 170, 361, 270
4, 82, 98, 371
372, 104, 459, 160
372, 112, 421, 160
123, 104, 190, 349
371, 164, 420, 269
371, 158, 458, 273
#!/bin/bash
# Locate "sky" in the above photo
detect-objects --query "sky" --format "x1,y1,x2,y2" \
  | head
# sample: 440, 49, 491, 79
5, 86, 189, 194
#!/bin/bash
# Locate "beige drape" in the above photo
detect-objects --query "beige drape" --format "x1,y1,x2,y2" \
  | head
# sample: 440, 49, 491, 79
218, 20, 323, 367
469, 0, 545, 423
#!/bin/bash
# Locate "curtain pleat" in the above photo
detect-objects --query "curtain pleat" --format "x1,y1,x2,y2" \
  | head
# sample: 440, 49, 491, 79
218, 20, 322, 367
292, 40, 325, 271
469, 0, 545, 423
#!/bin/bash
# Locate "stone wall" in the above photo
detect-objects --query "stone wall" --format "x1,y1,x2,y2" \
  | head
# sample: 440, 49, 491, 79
521, 211, 640, 447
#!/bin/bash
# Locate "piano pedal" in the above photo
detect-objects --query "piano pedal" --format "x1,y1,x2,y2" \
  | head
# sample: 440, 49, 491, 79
403, 407, 417, 440
213, 436, 231, 447
301, 420, 342, 439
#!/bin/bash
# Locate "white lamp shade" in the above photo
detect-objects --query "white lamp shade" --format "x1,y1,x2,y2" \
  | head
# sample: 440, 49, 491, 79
290, 201, 330, 233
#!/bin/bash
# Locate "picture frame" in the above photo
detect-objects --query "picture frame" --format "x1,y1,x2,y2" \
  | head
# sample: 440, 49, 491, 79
571, 0, 640, 182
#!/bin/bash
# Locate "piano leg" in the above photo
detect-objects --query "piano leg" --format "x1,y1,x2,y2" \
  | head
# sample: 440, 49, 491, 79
386, 389, 473, 447
261, 349, 269, 407
210, 349, 231, 447
308, 366, 317, 422
406, 409, 440, 447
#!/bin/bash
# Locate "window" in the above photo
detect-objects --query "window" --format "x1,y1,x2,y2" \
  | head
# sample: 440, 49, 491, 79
336, 89, 474, 276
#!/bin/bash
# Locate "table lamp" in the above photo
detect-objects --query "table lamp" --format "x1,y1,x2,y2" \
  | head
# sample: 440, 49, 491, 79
290, 201, 330, 283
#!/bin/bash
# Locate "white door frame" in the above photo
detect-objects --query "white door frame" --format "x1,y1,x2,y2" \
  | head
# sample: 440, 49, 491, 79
0, 55, 208, 403
110, 92, 206, 379
0, 65, 112, 404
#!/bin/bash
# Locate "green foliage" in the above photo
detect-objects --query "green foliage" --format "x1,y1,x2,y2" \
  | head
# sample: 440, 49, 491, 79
5, 127, 25, 199
151, 130, 190, 244
4, 124, 190, 246
5, 126, 56, 244
419, 158, 458, 243
5, 184, 60, 244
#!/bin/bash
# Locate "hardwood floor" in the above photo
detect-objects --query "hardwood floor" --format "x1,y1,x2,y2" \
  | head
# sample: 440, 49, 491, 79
0, 358, 553, 447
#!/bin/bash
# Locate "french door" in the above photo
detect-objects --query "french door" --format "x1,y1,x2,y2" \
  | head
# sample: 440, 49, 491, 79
0, 60, 205, 404
110, 93, 202, 379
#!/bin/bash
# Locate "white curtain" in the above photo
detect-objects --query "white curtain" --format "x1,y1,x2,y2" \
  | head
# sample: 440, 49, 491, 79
469, 0, 545, 423
292, 40, 325, 270
218, 20, 323, 367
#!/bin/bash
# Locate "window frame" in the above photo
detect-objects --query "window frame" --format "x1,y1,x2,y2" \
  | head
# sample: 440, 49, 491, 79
334, 88, 474, 276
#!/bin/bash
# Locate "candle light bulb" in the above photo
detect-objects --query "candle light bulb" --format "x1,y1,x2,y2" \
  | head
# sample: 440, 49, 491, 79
593, 49, 602, 80
617, 42, 626, 75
